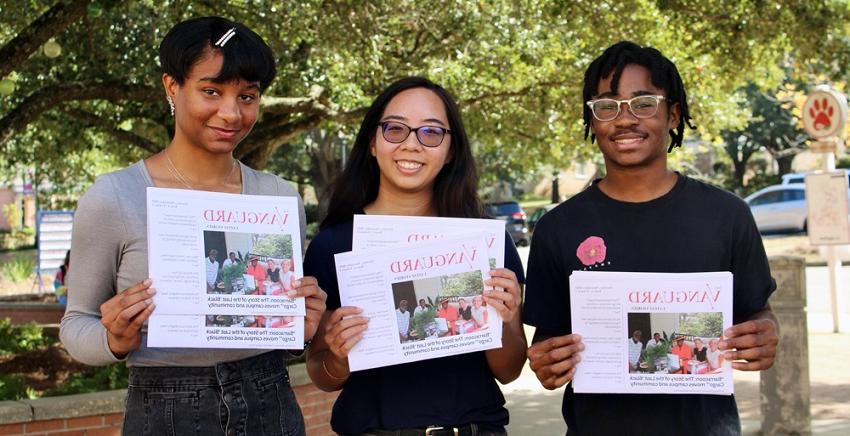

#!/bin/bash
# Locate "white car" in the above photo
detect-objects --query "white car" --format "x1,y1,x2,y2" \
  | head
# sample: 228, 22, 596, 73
745, 185, 808, 233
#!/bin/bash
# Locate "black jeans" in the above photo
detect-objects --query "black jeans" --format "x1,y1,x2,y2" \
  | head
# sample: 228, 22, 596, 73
122, 351, 304, 436
351, 423, 507, 436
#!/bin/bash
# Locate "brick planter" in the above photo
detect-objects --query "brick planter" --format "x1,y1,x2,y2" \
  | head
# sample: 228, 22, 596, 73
0, 303, 65, 325
0, 363, 338, 435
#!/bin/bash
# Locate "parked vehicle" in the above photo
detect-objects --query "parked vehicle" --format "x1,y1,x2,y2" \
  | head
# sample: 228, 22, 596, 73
485, 201, 529, 246
527, 203, 559, 238
744, 185, 808, 233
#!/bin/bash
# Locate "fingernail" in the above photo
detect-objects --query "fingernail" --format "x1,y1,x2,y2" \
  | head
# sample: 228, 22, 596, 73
724, 352, 733, 360
292, 279, 302, 288
286, 290, 297, 298
145, 298, 153, 306
147, 288, 156, 295
143, 278, 152, 286
719, 341, 727, 349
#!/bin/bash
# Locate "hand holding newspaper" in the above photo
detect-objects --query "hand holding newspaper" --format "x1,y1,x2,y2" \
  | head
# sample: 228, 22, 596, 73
145, 187, 305, 349
336, 232, 501, 371
570, 271, 733, 395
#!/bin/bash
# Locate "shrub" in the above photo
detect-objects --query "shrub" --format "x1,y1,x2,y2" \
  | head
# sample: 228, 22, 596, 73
2, 203, 21, 229
0, 253, 35, 283
0, 318, 54, 355
44, 363, 129, 397
0, 374, 31, 401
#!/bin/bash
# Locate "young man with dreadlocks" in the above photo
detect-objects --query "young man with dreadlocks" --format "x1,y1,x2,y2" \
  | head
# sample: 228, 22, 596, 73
523, 41, 778, 435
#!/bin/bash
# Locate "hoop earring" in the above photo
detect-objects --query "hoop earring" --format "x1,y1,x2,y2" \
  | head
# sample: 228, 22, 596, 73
167, 96, 175, 116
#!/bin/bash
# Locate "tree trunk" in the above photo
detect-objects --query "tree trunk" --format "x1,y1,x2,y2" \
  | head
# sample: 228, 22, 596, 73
307, 131, 344, 221
776, 155, 794, 176
733, 160, 747, 193
550, 171, 560, 203
240, 141, 276, 170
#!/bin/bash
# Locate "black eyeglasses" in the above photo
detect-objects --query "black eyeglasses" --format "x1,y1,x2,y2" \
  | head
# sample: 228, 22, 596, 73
379, 121, 451, 147
586, 95, 665, 122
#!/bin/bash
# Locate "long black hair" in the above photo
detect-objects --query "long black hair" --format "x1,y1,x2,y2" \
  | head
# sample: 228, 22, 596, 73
582, 41, 695, 152
321, 77, 484, 229
159, 16, 276, 92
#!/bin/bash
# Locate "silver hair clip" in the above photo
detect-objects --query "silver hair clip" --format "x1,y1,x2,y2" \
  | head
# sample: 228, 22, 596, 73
215, 27, 236, 47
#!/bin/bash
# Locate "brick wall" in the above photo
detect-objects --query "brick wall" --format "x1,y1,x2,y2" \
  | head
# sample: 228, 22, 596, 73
0, 303, 65, 325
294, 383, 339, 435
0, 364, 339, 436
0, 412, 123, 436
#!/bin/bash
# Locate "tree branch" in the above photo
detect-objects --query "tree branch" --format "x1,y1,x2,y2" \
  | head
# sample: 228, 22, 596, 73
0, 0, 93, 79
235, 114, 324, 160
459, 80, 569, 108
261, 86, 337, 116
63, 107, 161, 154
0, 81, 160, 148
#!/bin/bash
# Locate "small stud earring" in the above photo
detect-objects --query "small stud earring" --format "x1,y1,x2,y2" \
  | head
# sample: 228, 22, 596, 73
167, 95, 175, 116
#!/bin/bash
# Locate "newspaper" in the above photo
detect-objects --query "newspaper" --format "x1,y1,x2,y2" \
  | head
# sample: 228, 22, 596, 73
335, 233, 499, 371
352, 214, 507, 269
570, 271, 733, 395
147, 313, 304, 349
146, 187, 305, 316
145, 187, 305, 349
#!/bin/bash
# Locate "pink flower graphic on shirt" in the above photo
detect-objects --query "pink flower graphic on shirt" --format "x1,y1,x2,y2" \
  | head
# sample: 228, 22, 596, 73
576, 236, 607, 266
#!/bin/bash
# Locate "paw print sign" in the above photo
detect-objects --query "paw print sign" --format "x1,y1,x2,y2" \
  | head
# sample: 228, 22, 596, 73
802, 87, 848, 139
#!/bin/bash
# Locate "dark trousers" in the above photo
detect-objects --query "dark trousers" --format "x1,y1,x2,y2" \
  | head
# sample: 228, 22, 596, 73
349, 423, 508, 436
122, 351, 304, 436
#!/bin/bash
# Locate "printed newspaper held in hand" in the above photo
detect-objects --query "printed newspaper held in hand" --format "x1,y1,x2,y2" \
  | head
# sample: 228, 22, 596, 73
570, 271, 733, 395
338, 215, 510, 371
351, 214, 506, 270
145, 187, 305, 349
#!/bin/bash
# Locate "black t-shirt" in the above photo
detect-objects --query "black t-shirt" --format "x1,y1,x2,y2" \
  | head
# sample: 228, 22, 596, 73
304, 217, 526, 434
267, 267, 281, 282
458, 305, 473, 321
522, 174, 775, 436
694, 346, 708, 362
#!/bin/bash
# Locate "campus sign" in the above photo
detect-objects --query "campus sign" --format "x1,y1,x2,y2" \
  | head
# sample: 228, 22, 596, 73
802, 86, 848, 140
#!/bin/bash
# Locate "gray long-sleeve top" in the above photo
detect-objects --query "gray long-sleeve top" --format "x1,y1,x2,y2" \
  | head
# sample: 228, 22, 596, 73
60, 161, 306, 366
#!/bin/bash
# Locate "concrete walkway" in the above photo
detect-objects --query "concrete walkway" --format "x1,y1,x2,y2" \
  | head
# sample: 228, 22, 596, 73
505, 248, 850, 435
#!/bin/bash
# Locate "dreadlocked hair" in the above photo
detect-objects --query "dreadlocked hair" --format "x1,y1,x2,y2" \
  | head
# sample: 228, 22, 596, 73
582, 41, 695, 152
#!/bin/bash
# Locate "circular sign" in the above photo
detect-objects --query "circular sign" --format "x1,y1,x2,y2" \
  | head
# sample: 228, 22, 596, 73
802, 86, 848, 139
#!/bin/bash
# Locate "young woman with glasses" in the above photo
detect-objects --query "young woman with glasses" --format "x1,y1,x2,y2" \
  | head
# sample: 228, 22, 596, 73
303, 77, 527, 436
60, 17, 327, 436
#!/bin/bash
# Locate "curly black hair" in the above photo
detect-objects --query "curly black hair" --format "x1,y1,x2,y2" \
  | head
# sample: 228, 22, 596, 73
583, 41, 695, 152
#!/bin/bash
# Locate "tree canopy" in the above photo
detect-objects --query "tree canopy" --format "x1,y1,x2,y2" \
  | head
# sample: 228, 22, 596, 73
2, 0, 849, 206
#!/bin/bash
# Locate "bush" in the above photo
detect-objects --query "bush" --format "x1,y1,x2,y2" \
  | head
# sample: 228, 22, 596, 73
0, 374, 33, 401
0, 318, 54, 355
44, 363, 129, 397
0, 253, 35, 283
2, 203, 21, 229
